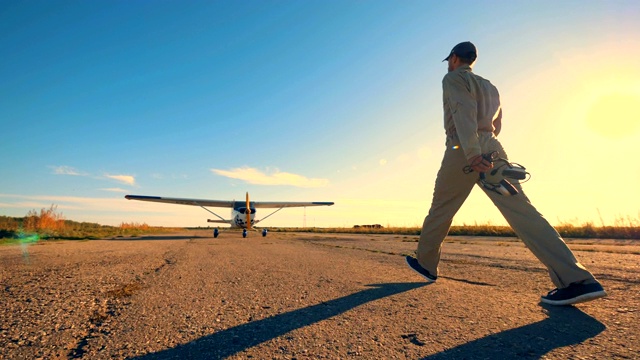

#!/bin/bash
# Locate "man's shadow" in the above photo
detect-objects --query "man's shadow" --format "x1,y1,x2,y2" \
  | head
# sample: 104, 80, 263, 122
422, 303, 606, 359
134, 282, 428, 359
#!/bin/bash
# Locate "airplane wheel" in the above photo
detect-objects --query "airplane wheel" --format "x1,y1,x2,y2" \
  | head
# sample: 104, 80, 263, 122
242, 229, 247, 238
214, 229, 219, 238
262, 229, 268, 237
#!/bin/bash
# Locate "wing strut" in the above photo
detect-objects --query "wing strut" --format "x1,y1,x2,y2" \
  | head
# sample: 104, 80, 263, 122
257, 207, 286, 224
199, 205, 226, 221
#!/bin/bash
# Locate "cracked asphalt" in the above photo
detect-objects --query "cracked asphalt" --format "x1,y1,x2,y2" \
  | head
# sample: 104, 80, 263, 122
1, 231, 638, 359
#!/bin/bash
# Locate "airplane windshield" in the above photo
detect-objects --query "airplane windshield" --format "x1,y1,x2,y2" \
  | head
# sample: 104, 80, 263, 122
235, 207, 256, 214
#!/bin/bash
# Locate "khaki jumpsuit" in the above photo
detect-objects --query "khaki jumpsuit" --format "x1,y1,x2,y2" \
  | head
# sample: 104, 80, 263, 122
416, 65, 597, 288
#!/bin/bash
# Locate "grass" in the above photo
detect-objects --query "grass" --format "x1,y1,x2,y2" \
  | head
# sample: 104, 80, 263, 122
0, 206, 182, 244
269, 221, 640, 240
1, 206, 639, 242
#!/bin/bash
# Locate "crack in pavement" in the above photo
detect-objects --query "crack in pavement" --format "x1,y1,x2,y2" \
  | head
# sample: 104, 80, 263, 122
67, 298, 117, 358
66, 246, 185, 358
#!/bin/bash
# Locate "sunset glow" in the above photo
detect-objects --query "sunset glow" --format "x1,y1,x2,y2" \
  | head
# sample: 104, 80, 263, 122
2, 1, 639, 228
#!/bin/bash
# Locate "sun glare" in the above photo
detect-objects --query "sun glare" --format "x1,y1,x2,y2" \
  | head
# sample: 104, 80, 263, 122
506, 44, 640, 226
586, 92, 640, 138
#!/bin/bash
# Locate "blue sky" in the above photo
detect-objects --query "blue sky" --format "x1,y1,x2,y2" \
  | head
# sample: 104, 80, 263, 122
2, 0, 639, 228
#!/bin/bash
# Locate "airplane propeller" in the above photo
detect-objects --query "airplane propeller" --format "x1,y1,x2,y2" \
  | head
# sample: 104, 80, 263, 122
245, 192, 251, 230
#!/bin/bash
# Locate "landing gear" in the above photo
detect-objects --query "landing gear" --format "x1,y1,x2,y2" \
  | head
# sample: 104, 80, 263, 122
262, 229, 268, 237
213, 228, 219, 238
242, 229, 247, 238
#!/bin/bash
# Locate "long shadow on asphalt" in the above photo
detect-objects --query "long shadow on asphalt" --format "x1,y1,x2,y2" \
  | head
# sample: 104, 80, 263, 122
134, 282, 429, 359
422, 303, 606, 359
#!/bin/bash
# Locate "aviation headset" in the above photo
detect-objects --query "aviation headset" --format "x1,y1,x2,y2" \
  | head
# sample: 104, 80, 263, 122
463, 151, 530, 196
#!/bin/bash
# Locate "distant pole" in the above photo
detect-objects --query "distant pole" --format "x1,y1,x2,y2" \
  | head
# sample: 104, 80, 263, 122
304, 207, 307, 228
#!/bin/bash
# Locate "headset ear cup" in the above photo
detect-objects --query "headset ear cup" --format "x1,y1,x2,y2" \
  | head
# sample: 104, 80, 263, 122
500, 179, 519, 195
495, 186, 509, 196
481, 178, 509, 196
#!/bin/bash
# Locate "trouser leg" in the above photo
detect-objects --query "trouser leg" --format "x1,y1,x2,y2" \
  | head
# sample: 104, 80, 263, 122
482, 185, 596, 288
479, 138, 597, 288
416, 143, 477, 276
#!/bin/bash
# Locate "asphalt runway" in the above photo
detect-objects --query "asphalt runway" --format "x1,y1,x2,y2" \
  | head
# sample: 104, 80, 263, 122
1, 231, 638, 359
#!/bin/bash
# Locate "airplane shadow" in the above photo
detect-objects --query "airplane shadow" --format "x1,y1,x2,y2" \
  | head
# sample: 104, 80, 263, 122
134, 282, 429, 359
422, 303, 606, 360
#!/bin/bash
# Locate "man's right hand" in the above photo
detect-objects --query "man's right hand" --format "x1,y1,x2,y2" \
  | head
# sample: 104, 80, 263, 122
468, 154, 493, 173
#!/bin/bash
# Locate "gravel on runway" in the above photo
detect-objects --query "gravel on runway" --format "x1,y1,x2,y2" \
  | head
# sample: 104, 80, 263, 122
1, 231, 638, 359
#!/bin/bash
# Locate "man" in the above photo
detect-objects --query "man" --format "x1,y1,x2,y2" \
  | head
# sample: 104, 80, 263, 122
405, 41, 606, 306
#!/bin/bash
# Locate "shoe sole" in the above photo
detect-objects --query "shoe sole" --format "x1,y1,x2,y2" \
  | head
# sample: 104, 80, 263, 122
540, 290, 607, 306
405, 257, 436, 283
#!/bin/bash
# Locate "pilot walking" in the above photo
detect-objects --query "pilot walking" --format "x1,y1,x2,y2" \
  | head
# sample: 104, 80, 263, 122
405, 41, 606, 306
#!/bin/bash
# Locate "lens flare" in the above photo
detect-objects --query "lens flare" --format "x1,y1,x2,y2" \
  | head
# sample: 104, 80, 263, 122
17, 230, 40, 264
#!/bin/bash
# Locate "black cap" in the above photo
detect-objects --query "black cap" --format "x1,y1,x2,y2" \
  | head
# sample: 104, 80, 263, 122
443, 41, 477, 62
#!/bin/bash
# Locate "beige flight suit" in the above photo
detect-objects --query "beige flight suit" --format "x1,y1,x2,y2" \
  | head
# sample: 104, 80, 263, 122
416, 65, 596, 289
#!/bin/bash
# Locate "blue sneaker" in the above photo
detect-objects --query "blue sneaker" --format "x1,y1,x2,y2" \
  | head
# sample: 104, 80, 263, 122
541, 281, 607, 306
405, 256, 437, 282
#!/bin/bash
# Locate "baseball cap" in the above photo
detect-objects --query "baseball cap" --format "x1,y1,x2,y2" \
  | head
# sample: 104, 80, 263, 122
443, 41, 477, 62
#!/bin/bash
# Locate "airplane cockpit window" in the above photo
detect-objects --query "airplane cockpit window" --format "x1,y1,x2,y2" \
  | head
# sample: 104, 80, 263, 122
236, 207, 256, 214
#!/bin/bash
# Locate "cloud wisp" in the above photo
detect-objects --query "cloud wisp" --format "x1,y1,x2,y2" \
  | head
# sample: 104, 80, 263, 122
211, 167, 329, 188
50, 166, 87, 176
0, 193, 123, 211
51, 165, 137, 187
105, 174, 136, 186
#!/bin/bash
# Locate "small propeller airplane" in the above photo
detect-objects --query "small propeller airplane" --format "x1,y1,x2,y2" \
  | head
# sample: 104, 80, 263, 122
124, 192, 334, 238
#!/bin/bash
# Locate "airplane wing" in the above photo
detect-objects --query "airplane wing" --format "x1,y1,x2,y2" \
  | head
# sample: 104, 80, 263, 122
253, 201, 334, 208
125, 195, 334, 208
125, 195, 234, 208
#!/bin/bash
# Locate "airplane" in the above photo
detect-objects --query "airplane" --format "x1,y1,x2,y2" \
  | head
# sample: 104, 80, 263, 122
124, 192, 334, 238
